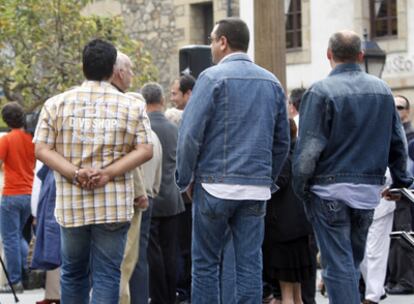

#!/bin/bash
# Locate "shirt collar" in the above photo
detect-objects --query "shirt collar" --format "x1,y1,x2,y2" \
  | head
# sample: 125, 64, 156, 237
218, 52, 250, 65
329, 63, 362, 76
81, 80, 115, 89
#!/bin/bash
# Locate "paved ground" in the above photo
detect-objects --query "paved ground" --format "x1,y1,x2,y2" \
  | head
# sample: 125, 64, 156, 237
2, 269, 414, 303
315, 292, 414, 304
1, 288, 414, 304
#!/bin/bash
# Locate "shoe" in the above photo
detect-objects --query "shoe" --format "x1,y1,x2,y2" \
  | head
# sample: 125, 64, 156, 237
0, 282, 24, 293
385, 284, 414, 295
362, 300, 378, 304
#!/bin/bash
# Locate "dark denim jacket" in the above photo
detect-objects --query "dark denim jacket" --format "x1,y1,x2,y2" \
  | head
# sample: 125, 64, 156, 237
176, 53, 290, 192
292, 63, 413, 200
31, 165, 60, 270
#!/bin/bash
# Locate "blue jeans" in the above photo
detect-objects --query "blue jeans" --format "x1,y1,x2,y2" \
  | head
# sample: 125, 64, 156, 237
129, 198, 153, 304
0, 195, 31, 284
191, 183, 265, 304
60, 222, 129, 304
220, 234, 236, 304
306, 194, 373, 304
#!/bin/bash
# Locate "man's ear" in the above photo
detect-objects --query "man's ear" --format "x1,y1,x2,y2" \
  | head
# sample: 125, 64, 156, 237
357, 51, 364, 63
220, 36, 228, 52
118, 68, 124, 80
327, 48, 333, 61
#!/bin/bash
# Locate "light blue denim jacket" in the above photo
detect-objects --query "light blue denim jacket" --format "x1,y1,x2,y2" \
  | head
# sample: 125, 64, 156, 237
292, 63, 413, 201
175, 53, 290, 192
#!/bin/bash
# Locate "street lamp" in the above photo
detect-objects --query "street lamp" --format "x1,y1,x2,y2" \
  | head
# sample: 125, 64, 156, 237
361, 30, 387, 78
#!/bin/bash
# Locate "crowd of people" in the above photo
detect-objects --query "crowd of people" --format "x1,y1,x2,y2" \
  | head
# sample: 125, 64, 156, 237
0, 16, 413, 304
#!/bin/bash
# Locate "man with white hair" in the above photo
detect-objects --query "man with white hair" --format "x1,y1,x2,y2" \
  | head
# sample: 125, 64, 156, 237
110, 53, 163, 304
112, 51, 134, 93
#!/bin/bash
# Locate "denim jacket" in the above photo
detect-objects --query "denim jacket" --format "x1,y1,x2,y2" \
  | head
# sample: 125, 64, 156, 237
292, 63, 413, 201
31, 165, 61, 270
176, 53, 290, 192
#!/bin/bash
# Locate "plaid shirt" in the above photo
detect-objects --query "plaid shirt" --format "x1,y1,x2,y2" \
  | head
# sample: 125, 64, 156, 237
34, 81, 152, 228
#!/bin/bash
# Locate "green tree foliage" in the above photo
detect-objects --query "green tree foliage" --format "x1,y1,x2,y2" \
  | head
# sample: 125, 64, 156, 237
0, 0, 158, 111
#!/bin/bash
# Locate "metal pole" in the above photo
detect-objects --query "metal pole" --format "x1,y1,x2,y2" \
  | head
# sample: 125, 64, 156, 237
0, 255, 19, 302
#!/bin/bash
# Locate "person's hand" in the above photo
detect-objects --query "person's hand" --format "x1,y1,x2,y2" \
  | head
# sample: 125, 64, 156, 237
382, 187, 401, 201
186, 182, 194, 200
87, 169, 111, 189
76, 168, 100, 189
134, 195, 149, 209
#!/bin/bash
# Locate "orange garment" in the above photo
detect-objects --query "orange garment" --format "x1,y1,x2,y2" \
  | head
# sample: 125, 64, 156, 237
0, 129, 35, 195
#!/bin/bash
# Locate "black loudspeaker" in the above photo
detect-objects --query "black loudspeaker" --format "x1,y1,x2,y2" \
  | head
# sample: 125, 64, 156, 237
179, 45, 213, 79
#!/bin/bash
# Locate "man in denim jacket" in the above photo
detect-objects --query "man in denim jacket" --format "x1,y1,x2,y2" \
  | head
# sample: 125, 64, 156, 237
176, 17, 289, 304
292, 30, 413, 304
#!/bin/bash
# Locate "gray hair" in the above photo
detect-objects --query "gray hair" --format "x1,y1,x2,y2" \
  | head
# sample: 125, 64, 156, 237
165, 108, 183, 126
328, 30, 361, 62
141, 82, 164, 105
114, 51, 130, 72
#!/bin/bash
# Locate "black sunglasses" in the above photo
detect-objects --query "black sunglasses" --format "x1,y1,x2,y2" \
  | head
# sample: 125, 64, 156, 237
396, 105, 407, 110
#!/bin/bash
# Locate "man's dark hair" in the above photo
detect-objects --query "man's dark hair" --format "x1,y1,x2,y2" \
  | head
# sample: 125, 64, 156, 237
178, 74, 196, 94
82, 39, 117, 81
2, 102, 26, 129
289, 87, 306, 112
328, 32, 361, 62
141, 82, 164, 105
215, 17, 250, 52
396, 95, 410, 110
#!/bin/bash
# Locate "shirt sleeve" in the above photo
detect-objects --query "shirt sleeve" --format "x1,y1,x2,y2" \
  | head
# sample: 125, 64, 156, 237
0, 135, 8, 160
134, 106, 152, 146
33, 102, 57, 147
153, 135, 163, 197
292, 90, 330, 200
175, 73, 216, 191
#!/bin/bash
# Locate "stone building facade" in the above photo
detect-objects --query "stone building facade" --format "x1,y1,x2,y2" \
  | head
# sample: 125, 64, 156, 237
83, 0, 239, 92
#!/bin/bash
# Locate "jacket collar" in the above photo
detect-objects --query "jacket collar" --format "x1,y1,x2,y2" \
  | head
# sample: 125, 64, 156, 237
148, 111, 165, 119
219, 52, 252, 65
329, 63, 362, 76
81, 80, 115, 89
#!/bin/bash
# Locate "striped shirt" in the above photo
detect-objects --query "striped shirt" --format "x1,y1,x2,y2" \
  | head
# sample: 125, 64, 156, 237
33, 81, 152, 228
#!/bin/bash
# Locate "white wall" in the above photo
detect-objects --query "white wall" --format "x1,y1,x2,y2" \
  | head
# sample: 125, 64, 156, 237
239, 0, 255, 61
382, 2, 414, 81
286, 0, 355, 89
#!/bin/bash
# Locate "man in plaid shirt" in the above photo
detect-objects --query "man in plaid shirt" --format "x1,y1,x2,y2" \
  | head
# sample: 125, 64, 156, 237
34, 39, 153, 303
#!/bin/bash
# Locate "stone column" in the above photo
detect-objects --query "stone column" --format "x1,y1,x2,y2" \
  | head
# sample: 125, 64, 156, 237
254, 0, 286, 89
